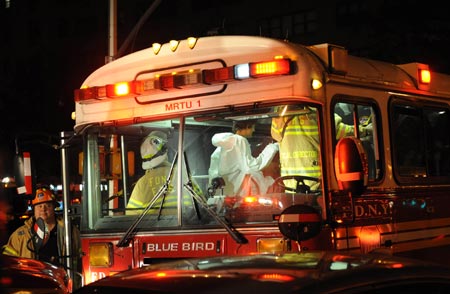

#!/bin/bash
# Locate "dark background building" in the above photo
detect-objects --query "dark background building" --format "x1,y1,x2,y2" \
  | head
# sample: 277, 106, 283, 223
1, 0, 449, 183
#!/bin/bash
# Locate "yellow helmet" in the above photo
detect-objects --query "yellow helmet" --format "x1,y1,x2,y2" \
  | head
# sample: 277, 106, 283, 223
32, 188, 57, 206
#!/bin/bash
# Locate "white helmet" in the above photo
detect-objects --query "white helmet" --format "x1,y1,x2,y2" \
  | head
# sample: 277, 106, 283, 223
140, 131, 168, 170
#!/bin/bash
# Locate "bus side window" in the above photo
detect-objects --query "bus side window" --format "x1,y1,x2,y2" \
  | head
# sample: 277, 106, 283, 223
334, 102, 380, 181
392, 104, 426, 177
391, 103, 450, 179
424, 108, 450, 176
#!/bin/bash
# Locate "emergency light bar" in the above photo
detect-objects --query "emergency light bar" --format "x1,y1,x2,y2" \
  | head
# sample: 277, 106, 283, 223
75, 58, 293, 103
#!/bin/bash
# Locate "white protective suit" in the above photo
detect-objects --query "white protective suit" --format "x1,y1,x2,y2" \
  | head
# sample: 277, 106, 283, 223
208, 132, 279, 196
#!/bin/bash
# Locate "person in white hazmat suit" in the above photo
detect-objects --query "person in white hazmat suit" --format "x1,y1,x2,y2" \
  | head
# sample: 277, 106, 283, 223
208, 120, 279, 196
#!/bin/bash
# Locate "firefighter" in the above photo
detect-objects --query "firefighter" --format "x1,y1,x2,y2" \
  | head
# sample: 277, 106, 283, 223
335, 113, 373, 139
271, 105, 373, 192
126, 131, 197, 216
334, 102, 373, 139
209, 120, 279, 196
2, 187, 80, 269
271, 106, 321, 191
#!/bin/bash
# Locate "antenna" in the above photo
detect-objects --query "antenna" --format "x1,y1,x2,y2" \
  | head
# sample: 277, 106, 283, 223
284, 29, 289, 41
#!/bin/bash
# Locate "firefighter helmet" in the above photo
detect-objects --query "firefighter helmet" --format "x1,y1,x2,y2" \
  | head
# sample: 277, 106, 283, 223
32, 188, 57, 206
140, 130, 168, 170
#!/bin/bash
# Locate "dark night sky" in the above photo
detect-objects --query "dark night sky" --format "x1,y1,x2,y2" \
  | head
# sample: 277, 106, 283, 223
1, 0, 449, 183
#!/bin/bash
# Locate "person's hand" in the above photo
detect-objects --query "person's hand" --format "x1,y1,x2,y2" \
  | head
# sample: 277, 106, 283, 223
363, 123, 373, 136
359, 123, 372, 137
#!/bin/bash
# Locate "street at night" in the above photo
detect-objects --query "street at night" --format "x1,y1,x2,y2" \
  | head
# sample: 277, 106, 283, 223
2, 1, 450, 293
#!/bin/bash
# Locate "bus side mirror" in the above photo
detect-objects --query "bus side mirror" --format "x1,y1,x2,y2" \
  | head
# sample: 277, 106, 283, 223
334, 137, 368, 196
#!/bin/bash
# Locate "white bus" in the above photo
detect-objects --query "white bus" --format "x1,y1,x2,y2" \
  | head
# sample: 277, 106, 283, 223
63, 35, 450, 286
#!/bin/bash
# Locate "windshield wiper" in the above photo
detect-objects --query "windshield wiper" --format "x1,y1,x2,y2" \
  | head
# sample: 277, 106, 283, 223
117, 152, 178, 247
183, 152, 248, 245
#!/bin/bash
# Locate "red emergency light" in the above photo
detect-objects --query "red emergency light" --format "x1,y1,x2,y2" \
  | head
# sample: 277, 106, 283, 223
250, 59, 291, 77
159, 75, 174, 90
203, 67, 234, 84
106, 82, 136, 97
398, 63, 431, 91
419, 68, 431, 84
74, 87, 105, 102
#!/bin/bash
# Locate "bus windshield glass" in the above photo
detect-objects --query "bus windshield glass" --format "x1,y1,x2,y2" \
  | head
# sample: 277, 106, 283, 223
79, 102, 324, 232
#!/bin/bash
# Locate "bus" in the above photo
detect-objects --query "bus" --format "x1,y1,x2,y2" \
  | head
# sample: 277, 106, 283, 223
63, 35, 450, 286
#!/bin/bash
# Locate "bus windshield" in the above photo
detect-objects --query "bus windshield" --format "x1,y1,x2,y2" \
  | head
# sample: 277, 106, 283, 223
79, 102, 324, 234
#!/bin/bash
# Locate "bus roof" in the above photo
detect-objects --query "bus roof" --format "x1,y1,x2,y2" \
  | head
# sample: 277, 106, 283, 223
74, 35, 450, 131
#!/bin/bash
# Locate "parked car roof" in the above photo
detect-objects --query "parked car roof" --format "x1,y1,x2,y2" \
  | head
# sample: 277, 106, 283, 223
1, 254, 70, 294
74, 251, 450, 294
